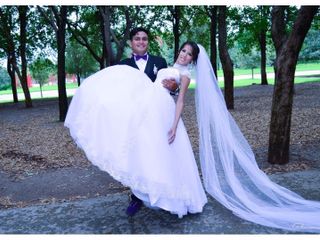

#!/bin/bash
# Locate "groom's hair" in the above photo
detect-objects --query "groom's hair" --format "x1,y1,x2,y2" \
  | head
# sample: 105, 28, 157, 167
129, 27, 150, 40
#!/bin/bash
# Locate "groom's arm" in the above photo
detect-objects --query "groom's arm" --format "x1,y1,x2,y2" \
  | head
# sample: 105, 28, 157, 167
156, 57, 179, 94
162, 79, 179, 94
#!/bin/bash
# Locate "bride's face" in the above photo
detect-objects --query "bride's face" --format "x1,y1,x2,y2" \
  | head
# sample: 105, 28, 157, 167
176, 45, 193, 66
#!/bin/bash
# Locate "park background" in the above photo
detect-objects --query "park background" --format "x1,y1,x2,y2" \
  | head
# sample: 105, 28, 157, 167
1, 6, 319, 102
0, 5, 320, 234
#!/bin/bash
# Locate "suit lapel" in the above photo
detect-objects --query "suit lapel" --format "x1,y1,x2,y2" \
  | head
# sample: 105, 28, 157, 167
144, 56, 153, 76
129, 57, 139, 70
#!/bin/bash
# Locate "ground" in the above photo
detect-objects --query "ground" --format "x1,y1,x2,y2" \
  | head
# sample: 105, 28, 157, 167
0, 82, 319, 210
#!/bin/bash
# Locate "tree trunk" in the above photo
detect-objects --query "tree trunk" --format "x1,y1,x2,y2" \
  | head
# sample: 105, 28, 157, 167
258, 6, 268, 85
77, 73, 81, 86
56, 6, 69, 122
218, 6, 234, 110
259, 30, 268, 85
208, 6, 218, 79
38, 6, 69, 121
172, 6, 181, 61
99, 6, 113, 67
268, 6, 318, 164
112, 6, 132, 64
67, 19, 105, 70
18, 6, 33, 108
40, 83, 43, 98
7, 54, 18, 103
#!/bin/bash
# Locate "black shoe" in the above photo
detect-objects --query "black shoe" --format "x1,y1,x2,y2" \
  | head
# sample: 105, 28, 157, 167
126, 194, 143, 216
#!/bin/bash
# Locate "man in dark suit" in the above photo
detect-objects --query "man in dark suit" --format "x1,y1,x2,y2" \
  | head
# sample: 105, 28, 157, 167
119, 27, 178, 92
119, 27, 178, 216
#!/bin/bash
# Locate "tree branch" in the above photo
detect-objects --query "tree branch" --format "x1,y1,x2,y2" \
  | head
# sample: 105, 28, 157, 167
37, 6, 58, 32
67, 21, 102, 63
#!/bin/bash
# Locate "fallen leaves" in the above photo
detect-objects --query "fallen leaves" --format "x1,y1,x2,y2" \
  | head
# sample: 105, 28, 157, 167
0, 82, 319, 181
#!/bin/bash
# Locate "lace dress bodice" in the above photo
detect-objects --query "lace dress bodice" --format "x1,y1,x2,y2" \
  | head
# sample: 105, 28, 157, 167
154, 63, 191, 92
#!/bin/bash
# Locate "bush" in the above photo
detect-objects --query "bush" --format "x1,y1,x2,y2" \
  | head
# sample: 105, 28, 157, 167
0, 67, 11, 91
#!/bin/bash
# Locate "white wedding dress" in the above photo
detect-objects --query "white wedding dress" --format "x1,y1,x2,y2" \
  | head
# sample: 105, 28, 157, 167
66, 45, 320, 232
65, 64, 207, 218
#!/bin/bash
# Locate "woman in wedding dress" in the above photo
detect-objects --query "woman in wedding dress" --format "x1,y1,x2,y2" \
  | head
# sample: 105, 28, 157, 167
65, 41, 208, 218
65, 41, 320, 233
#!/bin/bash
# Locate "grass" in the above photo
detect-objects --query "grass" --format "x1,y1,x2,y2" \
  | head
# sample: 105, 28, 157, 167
1, 62, 319, 102
0, 82, 78, 95
215, 62, 320, 77
223, 76, 320, 88
188, 76, 320, 89
2, 77, 319, 104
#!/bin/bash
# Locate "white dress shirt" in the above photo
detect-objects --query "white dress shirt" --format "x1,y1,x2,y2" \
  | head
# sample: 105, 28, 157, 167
134, 54, 149, 72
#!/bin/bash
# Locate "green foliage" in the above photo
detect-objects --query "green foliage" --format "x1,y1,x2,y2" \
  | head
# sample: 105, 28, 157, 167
0, 6, 20, 58
29, 57, 55, 87
229, 45, 260, 69
28, 6, 56, 61
1, 5, 319, 83
127, 6, 166, 56
229, 41, 276, 69
231, 6, 272, 54
65, 39, 99, 79
0, 67, 11, 90
299, 29, 320, 62
68, 6, 102, 59
185, 6, 211, 48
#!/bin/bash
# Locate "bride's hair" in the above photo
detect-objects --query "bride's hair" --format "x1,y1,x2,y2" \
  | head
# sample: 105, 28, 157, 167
178, 41, 200, 64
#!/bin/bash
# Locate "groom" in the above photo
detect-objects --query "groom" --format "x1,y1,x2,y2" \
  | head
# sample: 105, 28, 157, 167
119, 27, 178, 93
119, 27, 178, 216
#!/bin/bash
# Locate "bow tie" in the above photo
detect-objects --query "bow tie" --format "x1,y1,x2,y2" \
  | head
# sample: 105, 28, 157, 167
134, 54, 148, 61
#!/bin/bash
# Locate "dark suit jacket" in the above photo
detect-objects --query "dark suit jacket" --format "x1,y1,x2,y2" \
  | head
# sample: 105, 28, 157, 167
119, 54, 167, 82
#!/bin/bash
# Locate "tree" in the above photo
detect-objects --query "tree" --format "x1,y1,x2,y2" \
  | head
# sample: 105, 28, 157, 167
205, 6, 218, 78
67, 6, 106, 69
169, 6, 181, 61
38, 6, 69, 122
0, 7, 18, 103
0, 67, 11, 90
68, 6, 138, 68
268, 6, 319, 164
65, 40, 98, 86
299, 29, 320, 61
218, 6, 234, 110
98, 6, 133, 66
257, 6, 270, 85
166, 6, 195, 62
18, 6, 32, 107
231, 6, 271, 85
29, 57, 55, 97
0, 6, 33, 105
188, 6, 218, 76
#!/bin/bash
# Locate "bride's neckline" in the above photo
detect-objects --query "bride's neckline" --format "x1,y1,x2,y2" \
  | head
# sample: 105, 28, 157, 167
173, 63, 189, 71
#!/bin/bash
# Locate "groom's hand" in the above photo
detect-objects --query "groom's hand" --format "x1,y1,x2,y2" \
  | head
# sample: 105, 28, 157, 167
162, 78, 178, 92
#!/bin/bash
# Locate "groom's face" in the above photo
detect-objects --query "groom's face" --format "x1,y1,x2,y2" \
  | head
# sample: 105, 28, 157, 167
131, 31, 149, 56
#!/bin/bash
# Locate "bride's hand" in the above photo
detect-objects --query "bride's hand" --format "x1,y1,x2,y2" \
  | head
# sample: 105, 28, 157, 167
168, 127, 177, 144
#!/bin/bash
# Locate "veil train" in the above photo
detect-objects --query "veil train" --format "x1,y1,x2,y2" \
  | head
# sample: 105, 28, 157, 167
195, 44, 320, 233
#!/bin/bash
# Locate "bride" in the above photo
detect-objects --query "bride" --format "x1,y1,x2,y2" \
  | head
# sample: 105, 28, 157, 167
65, 41, 207, 218
65, 41, 320, 232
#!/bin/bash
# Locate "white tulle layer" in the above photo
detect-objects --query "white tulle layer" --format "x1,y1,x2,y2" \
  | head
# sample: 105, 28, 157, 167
65, 65, 207, 218
195, 44, 320, 233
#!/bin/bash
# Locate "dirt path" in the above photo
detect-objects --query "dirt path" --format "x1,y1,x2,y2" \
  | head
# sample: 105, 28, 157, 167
1, 82, 319, 209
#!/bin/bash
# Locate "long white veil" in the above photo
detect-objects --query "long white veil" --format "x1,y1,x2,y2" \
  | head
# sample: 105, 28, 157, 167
195, 44, 320, 233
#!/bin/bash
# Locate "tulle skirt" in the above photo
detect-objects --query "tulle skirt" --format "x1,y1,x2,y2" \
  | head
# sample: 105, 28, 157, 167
65, 65, 207, 217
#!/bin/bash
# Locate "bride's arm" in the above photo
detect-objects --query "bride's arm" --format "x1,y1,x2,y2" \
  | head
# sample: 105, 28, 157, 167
168, 75, 191, 144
